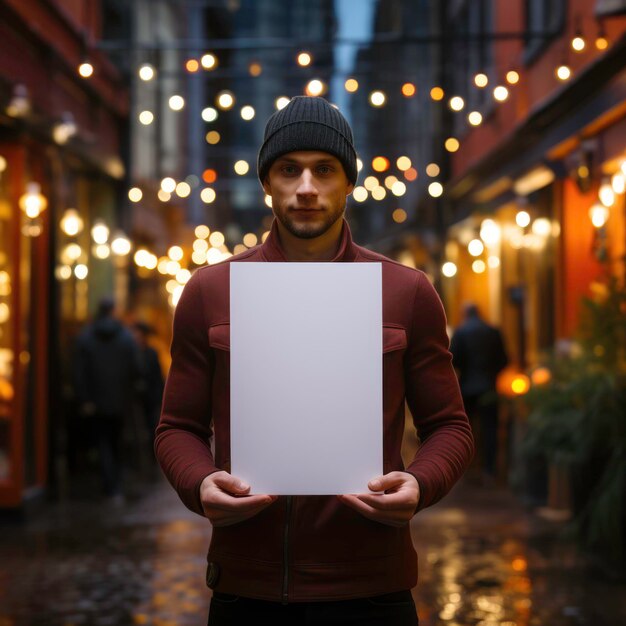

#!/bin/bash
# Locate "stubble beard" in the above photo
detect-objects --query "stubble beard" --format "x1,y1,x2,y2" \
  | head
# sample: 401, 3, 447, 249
275, 204, 345, 240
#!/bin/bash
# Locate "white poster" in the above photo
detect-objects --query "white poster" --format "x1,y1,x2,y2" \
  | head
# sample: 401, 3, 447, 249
230, 262, 382, 495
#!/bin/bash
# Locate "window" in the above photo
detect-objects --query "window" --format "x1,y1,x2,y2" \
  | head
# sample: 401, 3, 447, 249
524, 0, 566, 64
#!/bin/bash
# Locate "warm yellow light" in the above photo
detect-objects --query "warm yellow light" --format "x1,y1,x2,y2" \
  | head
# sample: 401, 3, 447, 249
449, 96, 465, 111
168, 246, 183, 262
234, 160, 250, 175
19, 182, 48, 218
233, 244, 247, 255
516, 210, 531, 228
474, 73, 489, 88
186, 59, 200, 72
63, 243, 82, 262
248, 61, 262, 76
391, 181, 406, 196
487, 255, 500, 268
364, 176, 379, 191
195, 224, 210, 239
128, 187, 143, 202
511, 375, 530, 395
404, 168, 418, 181
240, 105, 255, 120
202, 107, 218, 122
306, 79, 325, 96
589, 203, 609, 227
445, 137, 460, 152
372, 186, 386, 201
264, 195, 273, 208
531, 217, 552, 237
611, 172, 625, 194
595, 35, 609, 50
396, 156, 411, 171
372, 156, 390, 172
91, 221, 109, 244
0, 156, 6, 172
472, 259, 486, 273
297, 52, 312, 66
442, 262, 457, 277
345, 78, 359, 93
157, 257, 169, 274
468, 239, 484, 256
275, 97, 290, 110
384, 175, 398, 189
138, 110, 154, 125
356, 158, 363, 172
176, 269, 191, 284
426, 163, 440, 177
157, 190, 171, 202
161, 177, 176, 193
430, 86, 444, 101
93, 244, 110, 259
138, 64, 155, 81
556, 64, 571, 81
206, 131, 221, 144
60, 209, 84, 236
506, 70, 520, 85
134, 249, 150, 267
468, 111, 483, 126
571, 36, 585, 52
599, 178, 615, 206
243, 233, 258, 247
217, 91, 235, 109
401, 83, 416, 97
201, 188, 216, 203
193, 239, 209, 254
201, 53, 218, 70
166, 260, 180, 275
392, 208, 407, 223
493, 85, 509, 101
369, 91, 386, 107
74, 264, 88, 279
352, 186, 368, 202
531, 367, 552, 385
176, 182, 191, 197
169, 95, 185, 111
209, 231, 225, 247
428, 182, 443, 198
480, 219, 501, 245
78, 62, 94, 78
110, 233, 131, 256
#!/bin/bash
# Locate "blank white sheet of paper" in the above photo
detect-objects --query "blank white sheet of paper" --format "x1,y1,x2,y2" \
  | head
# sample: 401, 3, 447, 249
230, 262, 382, 495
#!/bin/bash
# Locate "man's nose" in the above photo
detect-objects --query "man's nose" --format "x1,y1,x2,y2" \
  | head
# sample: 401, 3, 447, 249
296, 169, 318, 196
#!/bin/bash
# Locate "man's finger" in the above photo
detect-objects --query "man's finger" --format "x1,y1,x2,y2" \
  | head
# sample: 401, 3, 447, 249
212, 472, 250, 495
207, 492, 274, 512
368, 472, 411, 492
356, 492, 416, 511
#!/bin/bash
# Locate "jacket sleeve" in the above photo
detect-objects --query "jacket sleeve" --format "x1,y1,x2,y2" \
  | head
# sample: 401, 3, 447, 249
154, 271, 219, 516
404, 272, 474, 511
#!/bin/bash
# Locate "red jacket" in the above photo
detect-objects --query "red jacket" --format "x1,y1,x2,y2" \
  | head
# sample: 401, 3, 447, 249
155, 219, 474, 602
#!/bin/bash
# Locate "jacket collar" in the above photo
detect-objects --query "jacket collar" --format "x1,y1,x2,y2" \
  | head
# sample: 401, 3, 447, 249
260, 217, 358, 262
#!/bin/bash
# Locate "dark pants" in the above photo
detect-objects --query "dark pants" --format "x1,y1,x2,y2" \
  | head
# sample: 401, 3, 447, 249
464, 393, 498, 476
208, 591, 419, 626
93, 415, 124, 496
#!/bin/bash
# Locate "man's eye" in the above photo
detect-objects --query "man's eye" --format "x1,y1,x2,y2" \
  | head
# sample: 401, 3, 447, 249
317, 166, 332, 174
281, 166, 298, 175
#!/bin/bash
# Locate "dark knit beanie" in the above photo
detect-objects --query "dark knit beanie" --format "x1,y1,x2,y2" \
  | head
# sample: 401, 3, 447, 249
257, 96, 358, 184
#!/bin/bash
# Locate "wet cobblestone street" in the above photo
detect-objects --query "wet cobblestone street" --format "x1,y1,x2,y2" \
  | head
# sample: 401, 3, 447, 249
0, 477, 624, 626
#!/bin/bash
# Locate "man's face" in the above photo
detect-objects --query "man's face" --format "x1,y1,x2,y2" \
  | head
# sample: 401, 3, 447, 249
263, 151, 354, 240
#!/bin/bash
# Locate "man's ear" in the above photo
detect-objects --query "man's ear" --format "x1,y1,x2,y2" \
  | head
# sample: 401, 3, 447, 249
262, 178, 271, 196
346, 182, 355, 196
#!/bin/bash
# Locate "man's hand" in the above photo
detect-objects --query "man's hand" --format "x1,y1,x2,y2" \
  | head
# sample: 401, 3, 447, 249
338, 472, 420, 527
199, 471, 278, 527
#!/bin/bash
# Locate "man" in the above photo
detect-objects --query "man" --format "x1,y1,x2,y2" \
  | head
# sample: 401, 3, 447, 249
450, 302, 508, 481
74, 297, 140, 501
156, 96, 474, 625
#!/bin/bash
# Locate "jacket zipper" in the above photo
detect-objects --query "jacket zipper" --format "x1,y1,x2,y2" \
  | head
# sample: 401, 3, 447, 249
282, 496, 293, 604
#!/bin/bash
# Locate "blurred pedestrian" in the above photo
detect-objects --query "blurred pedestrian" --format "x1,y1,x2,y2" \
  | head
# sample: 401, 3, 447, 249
450, 302, 508, 482
156, 96, 474, 625
133, 321, 165, 444
74, 297, 141, 502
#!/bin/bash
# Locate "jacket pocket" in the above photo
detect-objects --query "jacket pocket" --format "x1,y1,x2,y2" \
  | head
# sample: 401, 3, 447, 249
208, 322, 230, 351
383, 324, 407, 354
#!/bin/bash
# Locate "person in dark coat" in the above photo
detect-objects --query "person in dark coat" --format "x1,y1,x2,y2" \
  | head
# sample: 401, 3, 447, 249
133, 321, 165, 444
450, 302, 508, 480
74, 297, 141, 499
